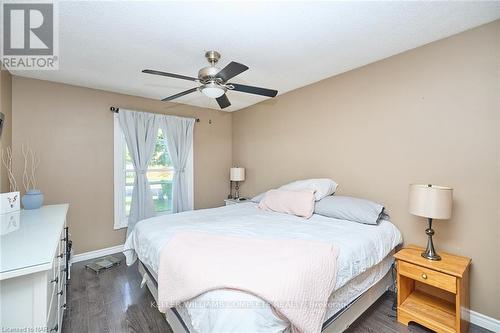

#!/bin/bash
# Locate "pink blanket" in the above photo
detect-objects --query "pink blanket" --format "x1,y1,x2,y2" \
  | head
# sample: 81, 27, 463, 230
157, 232, 339, 333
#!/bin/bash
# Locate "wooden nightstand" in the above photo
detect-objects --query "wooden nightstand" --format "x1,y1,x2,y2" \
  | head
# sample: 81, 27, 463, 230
394, 245, 471, 333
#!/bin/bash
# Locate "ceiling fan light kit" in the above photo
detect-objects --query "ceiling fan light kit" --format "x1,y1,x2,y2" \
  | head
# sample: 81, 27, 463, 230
201, 82, 226, 98
142, 50, 278, 109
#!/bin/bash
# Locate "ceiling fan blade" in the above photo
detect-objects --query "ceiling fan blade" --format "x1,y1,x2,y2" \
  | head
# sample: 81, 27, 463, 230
162, 87, 198, 101
228, 83, 278, 97
143, 69, 198, 82
215, 62, 249, 82
216, 94, 231, 109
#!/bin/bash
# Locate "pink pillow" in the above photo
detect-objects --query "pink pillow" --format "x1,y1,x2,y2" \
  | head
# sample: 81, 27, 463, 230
258, 189, 316, 219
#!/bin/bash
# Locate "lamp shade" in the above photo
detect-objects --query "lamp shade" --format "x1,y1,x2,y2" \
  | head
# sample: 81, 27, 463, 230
230, 167, 245, 181
408, 184, 453, 220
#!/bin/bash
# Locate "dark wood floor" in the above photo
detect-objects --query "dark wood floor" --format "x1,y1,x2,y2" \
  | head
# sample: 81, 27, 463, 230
63, 254, 491, 333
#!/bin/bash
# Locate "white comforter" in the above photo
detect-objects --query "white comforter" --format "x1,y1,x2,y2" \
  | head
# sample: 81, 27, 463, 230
124, 202, 402, 333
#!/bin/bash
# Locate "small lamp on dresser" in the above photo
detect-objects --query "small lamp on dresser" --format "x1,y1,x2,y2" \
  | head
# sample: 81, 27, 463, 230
229, 167, 245, 199
408, 184, 453, 261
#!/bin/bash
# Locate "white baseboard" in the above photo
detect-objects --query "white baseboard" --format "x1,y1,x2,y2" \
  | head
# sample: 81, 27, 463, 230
468, 309, 500, 332
71, 244, 124, 263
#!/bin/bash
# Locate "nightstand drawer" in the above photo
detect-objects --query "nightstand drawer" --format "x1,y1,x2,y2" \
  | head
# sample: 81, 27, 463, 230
399, 261, 456, 293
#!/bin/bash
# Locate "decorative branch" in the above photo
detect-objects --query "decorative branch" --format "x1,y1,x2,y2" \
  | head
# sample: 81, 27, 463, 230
21, 143, 40, 192
29, 148, 40, 189
22, 144, 30, 192
1, 146, 18, 192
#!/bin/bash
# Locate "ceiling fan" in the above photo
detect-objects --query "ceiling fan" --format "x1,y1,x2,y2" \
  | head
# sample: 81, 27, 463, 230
142, 51, 278, 109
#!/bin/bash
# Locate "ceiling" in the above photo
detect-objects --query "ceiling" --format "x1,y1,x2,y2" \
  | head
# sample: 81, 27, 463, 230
11, 1, 500, 112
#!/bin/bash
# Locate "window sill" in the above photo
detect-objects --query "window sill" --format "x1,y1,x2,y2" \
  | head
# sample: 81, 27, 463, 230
113, 211, 171, 230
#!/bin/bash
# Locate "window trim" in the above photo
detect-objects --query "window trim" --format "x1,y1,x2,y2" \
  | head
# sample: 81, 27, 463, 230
113, 113, 194, 230
113, 114, 128, 229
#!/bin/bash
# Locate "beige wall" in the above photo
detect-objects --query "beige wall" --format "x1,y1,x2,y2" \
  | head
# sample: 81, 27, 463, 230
11, 77, 232, 254
233, 21, 500, 318
0, 65, 12, 193
8, 19, 499, 319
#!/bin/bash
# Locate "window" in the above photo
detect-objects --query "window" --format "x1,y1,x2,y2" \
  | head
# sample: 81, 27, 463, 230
113, 113, 193, 229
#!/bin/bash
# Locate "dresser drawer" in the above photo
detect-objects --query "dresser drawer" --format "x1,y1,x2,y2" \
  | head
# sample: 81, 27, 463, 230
398, 261, 456, 294
57, 286, 65, 332
46, 267, 60, 314
51, 254, 58, 280
59, 229, 66, 252
46, 288, 59, 332
53, 252, 65, 277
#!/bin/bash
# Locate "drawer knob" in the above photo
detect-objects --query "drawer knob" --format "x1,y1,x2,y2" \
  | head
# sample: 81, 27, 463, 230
421, 273, 428, 280
51, 277, 58, 284
57, 253, 64, 258
50, 324, 58, 332
57, 289, 63, 296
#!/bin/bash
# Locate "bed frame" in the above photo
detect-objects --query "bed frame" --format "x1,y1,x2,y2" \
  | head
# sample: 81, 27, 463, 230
137, 261, 394, 333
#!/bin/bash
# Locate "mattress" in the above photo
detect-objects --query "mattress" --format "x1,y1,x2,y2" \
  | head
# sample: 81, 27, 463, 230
124, 202, 402, 332
142, 253, 395, 333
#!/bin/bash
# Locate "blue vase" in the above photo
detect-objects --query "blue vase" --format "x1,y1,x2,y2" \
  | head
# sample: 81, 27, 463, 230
22, 190, 44, 210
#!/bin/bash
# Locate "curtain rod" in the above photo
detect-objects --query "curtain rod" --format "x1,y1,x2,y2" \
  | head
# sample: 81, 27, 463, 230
110, 106, 200, 123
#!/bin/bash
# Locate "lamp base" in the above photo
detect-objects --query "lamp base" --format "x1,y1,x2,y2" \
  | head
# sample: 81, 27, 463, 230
421, 252, 441, 261
234, 182, 240, 199
228, 180, 233, 199
422, 218, 441, 261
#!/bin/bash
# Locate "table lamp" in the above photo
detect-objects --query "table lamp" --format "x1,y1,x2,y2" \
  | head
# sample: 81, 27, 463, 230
230, 167, 245, 199
408, 184, 453, 261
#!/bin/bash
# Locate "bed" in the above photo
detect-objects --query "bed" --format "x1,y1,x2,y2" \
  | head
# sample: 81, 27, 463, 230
123, 201, 402, 333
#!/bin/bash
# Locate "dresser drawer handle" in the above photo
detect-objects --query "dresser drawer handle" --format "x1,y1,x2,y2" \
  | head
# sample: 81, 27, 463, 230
50, 324, 58, 332
57, 253, 64, 258
421, 273, 428, 280
51, 277, 58, 284
57, 289, 63, 296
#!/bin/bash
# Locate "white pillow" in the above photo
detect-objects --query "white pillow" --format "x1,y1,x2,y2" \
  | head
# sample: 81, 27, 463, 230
279, 178, 338, 201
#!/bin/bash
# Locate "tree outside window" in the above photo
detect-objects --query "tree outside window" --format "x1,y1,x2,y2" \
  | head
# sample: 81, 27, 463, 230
125, 129, 173, 216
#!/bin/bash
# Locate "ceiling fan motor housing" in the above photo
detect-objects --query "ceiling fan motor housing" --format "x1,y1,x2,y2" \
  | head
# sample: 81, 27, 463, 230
198, 66, 221, 82
198, 50, 223, 83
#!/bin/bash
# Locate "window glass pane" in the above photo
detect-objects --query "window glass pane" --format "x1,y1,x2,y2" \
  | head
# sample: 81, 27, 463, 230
125, 171, 135, 217
123, 128, 174, 216
125, 145, 134, 171
125, 171, 135, 186
150, 180, 173, 213
125, 185, 133, 216
149, 129, 173, 214
125, 142, 133, 217
150, 129, 172, 168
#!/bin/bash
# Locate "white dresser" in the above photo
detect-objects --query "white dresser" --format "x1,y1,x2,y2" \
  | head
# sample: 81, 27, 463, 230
1, 204, 70, 332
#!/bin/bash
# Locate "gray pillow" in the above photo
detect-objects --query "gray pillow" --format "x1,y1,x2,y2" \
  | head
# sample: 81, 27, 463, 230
314, 196, 385, 225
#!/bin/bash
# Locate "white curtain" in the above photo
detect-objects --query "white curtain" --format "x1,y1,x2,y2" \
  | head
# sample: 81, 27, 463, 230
118, 110, 159, 235
159, 115, 195, 213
